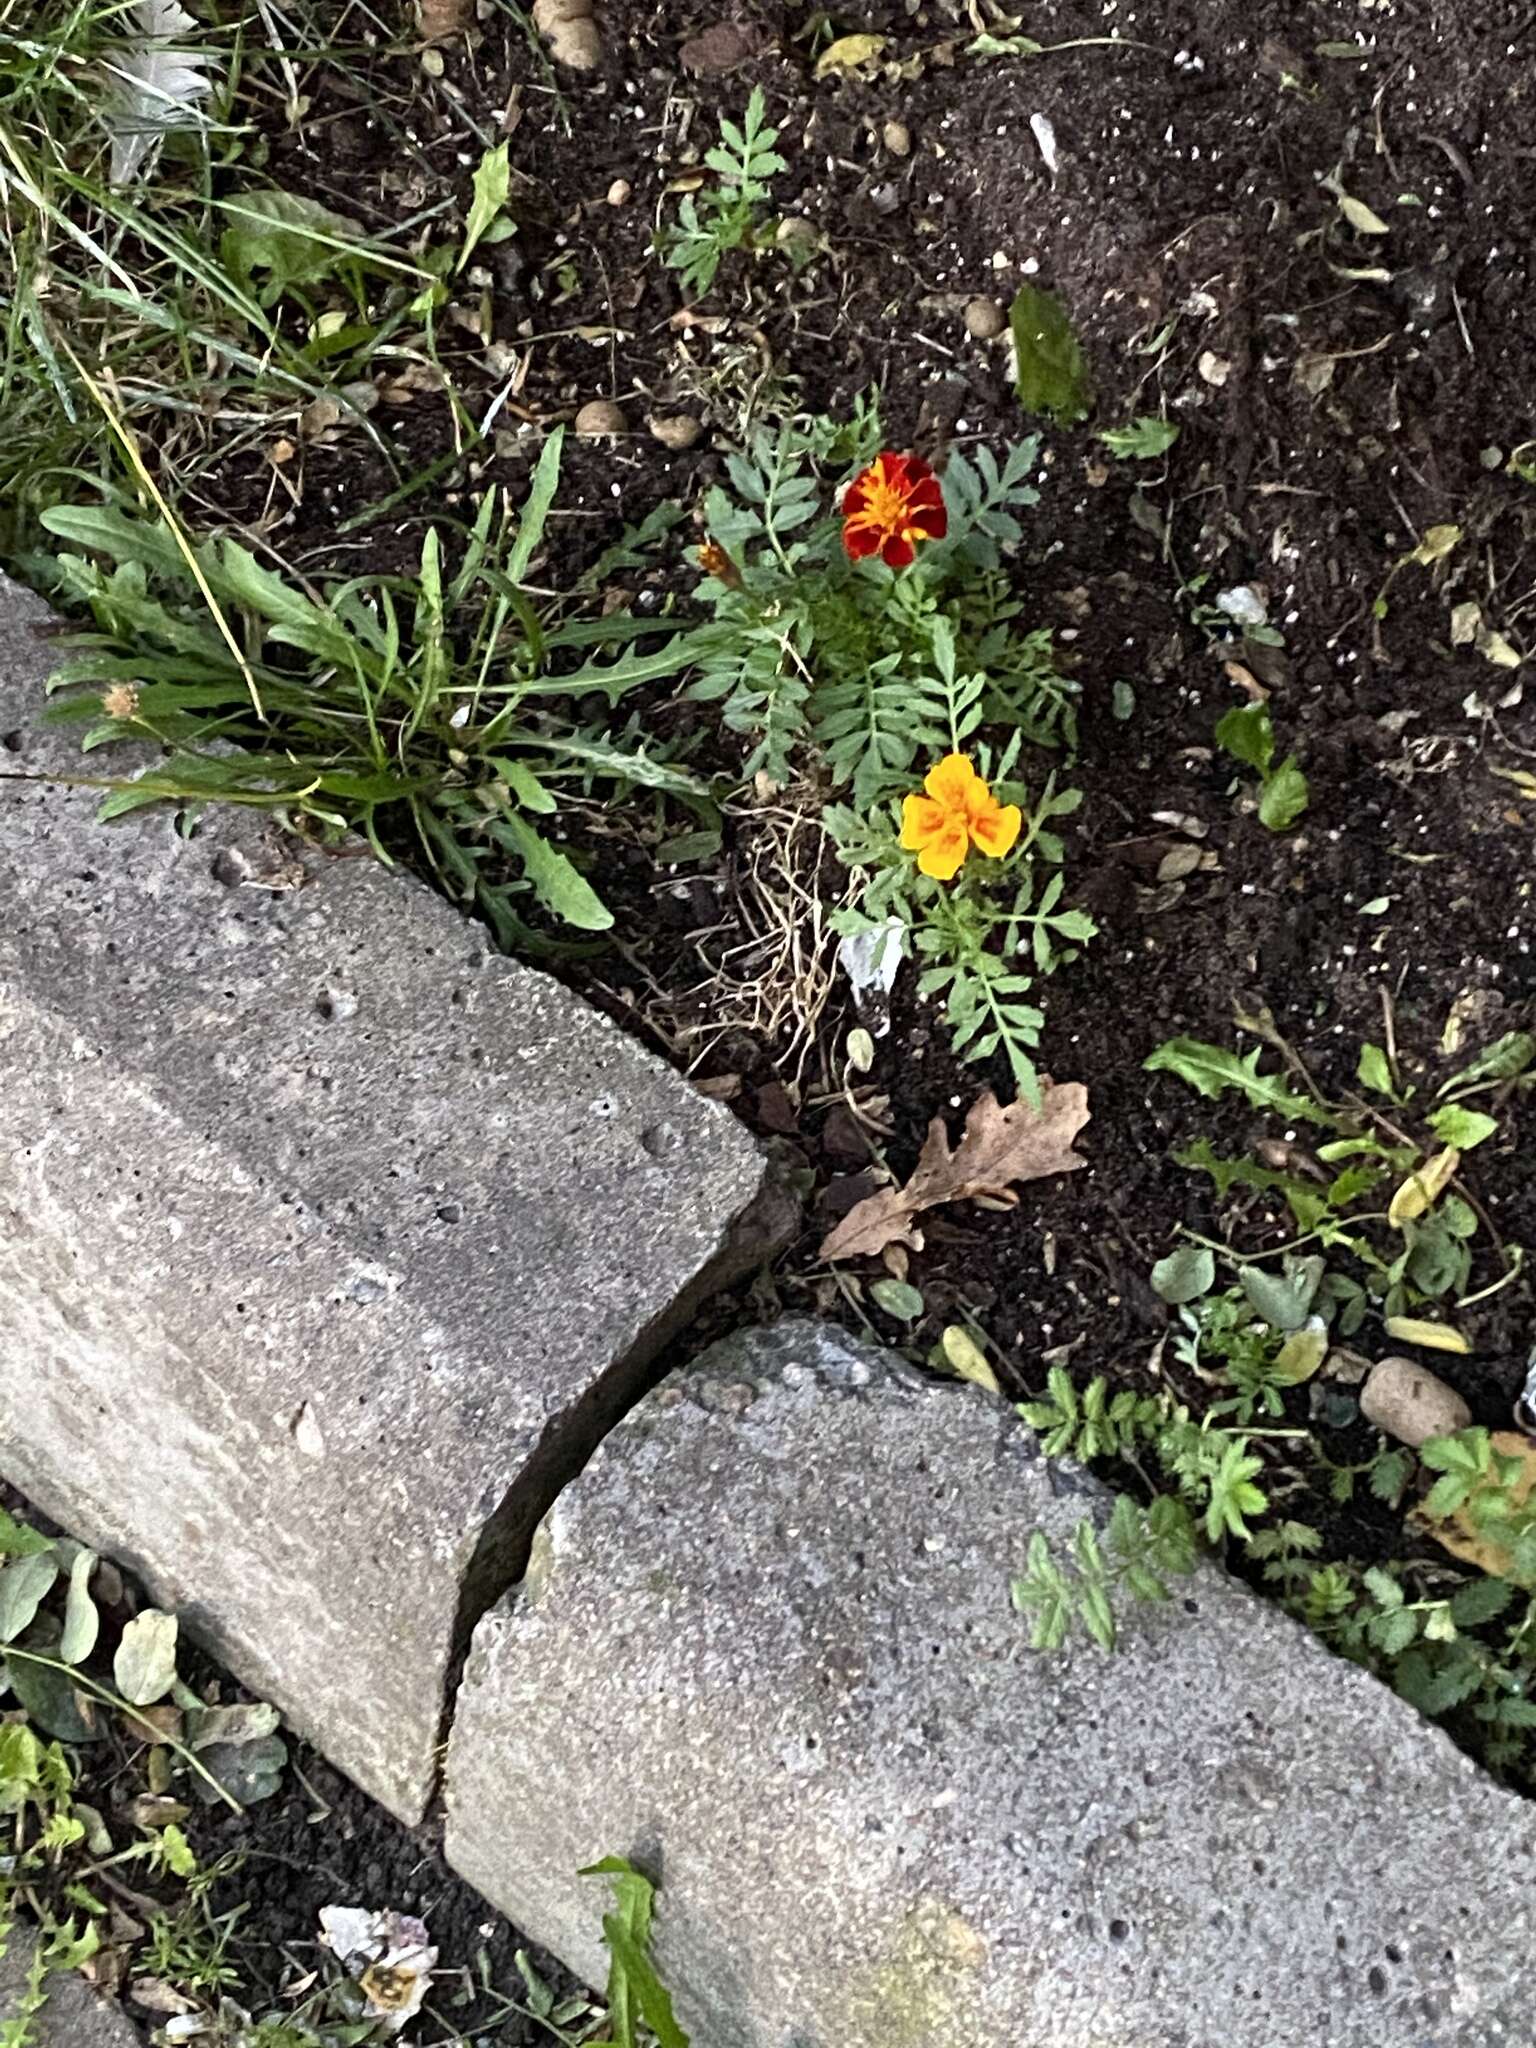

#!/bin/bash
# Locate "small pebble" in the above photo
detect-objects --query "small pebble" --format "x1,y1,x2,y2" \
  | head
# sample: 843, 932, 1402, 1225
964, 296, 1006, 340
882, 119, 912, 157
606, 178, 633, 206
574, 399, 627, 437
648, 413, 703, 450
1360, 1356, 1472, 1448
775, 216, 819, 254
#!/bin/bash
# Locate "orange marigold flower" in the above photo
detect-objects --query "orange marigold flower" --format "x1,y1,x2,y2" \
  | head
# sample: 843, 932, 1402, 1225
899, 752, 1022, 881
696, 537, 742, 588
841, 450, 948, 569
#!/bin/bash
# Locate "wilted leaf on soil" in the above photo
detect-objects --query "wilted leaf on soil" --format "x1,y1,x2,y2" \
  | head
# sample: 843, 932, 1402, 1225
1008, 285, 1092, 423
940, 1325, 1001, 1395
1336, 191, 1391, 235
1412, 523, 1462, 566
114, 1610, 179, 1706
1384, 1315, 1471, 1355
814, 33, 889, 76
819, 1082, 1091, 1260
1387, 1148, 1460, 1228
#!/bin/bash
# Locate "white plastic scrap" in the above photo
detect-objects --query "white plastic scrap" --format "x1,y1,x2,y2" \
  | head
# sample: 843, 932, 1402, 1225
1216, 584, 1270, 627
1029, 112, 1059, 174
319, 1906, 439, 2034
105, 0, 217, 187
836, 918, 907, 1038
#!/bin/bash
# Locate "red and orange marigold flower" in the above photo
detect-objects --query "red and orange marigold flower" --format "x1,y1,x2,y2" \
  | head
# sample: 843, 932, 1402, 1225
900, 753, 1022, 881
841, 450, 947, 569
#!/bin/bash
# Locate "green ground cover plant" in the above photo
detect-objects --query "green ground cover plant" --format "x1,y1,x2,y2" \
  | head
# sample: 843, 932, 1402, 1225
1014, 1021, 1536, 1786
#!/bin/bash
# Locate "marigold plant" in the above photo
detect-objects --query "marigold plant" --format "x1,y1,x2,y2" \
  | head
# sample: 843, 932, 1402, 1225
841, 450, 948, 568
900, 752, 1022, 880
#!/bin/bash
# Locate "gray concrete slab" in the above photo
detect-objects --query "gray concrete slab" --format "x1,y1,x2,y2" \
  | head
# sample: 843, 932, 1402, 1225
0, 573, 784, 1823
0, 1938, 142, 2045
446, 1318, 1536, 2048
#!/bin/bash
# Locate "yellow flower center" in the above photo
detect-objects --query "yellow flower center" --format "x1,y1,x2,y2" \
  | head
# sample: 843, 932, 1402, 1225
854, 467, 916, 541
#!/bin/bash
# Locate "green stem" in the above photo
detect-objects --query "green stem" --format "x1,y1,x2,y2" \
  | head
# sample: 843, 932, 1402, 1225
1, 1650, 241, 1815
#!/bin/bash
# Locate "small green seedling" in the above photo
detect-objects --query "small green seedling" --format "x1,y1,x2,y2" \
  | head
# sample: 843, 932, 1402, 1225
1214, 701, 1309, 830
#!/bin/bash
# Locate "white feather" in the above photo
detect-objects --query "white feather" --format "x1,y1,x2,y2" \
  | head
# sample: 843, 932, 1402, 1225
105, 0, 215, 186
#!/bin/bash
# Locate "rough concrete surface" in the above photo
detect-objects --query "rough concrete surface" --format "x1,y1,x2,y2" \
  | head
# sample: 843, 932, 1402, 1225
0, 574, 780, 1824
447, 1319, 1536, 2048
0, 1939, 142, 2046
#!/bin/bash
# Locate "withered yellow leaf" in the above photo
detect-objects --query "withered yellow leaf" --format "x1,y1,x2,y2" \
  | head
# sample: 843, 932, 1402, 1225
815, 32, 888, 77
1413, 523, 1462, 565
940, 1326, 1001, 1396
1387, 1148, 1460, 1228
1383, 1315, 1472, 1355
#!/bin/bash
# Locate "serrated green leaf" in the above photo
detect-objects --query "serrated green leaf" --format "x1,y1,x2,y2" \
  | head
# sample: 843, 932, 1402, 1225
1145, 1038, 1330, 1124
492, 814, 612, 931
1426, 1105, 1499, 1151
1438, 1032, 1536, 1096
1448, 1575, 1514, 1627
1096, 416, 1179, 459
460, 141, 512, 271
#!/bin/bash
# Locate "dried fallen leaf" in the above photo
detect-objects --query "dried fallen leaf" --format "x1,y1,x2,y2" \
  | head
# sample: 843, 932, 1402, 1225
1387, 1148, 1460, 1228
815, 33, 889, 77
1413, 522, 1462, 566
819, 1082, 1090, 1260
940, 1325, 1001, 1395
1413, 1430, 1536, 1576
1383, 1314, 1472, 1355
680, 20, 761, 72
1336, 190, 1391, 235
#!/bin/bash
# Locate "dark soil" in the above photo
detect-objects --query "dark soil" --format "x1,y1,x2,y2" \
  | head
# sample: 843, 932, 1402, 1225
13, 0, 1536, 2021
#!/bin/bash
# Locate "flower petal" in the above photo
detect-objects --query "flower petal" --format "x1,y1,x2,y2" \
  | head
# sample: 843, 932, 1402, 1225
916, 818, 969, 880
970, 802, 1023, 860
923, 752, 979, 808
842, 519, 882, 561
881, 533, 916, 568
900, 794, 946, 849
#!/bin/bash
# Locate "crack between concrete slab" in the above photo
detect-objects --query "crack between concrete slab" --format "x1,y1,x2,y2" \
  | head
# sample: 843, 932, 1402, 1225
422, 1175, 798, 1817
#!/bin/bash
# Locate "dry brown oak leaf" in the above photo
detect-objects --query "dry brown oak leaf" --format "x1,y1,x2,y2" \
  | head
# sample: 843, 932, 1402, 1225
819, 1082, 1090, 1262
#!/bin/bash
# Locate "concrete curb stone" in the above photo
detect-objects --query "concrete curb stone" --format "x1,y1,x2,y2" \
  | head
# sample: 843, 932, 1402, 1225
0, 574, 786, 1823
445, 1317, 1536, 2047
0, 1938, 143, 2045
